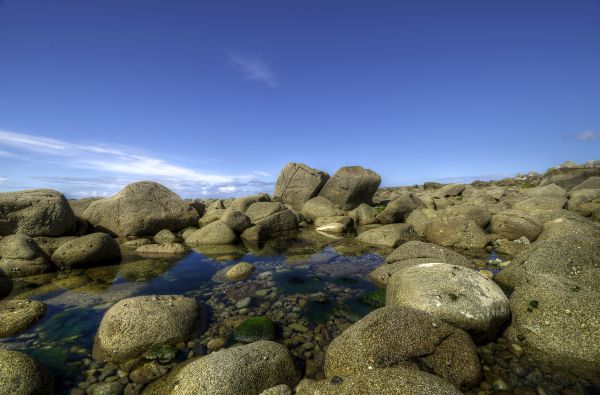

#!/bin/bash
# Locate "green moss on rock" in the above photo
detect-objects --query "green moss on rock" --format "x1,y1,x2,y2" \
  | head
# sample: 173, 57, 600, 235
233, 316, 278, 343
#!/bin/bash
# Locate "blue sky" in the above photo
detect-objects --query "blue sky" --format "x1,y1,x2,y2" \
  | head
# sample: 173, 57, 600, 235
0, 0, 599, 198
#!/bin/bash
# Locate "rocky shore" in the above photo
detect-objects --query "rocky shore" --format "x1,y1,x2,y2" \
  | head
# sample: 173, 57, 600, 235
1, 160, 599, 395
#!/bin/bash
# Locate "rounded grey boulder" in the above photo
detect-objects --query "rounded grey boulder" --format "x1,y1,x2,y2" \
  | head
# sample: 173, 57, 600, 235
0, 234, 53, 277
356, 223, 419, 248
274, 162, 329, 211
185, 220, 238, 245
0, 189, 76, 237
318, 166, 381, 211
51, 232, 121, 270
300, 196, 342, 222
92, 295, 203, 363
246, 202, 299, 233
83, 181, 200, 237
143, 341, 299, 395
221, 210, 253, 234
490, 209, 542, 241
425, 215, 489, 249
0, 299, 46, 337
0, 349, 54, 395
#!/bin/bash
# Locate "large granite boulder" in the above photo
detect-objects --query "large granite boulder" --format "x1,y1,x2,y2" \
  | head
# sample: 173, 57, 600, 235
374, 194, 417, 224
83, 181, 199, 237
51, 233, 121, 270
567, 189, 600, 216
386, 263, 510, 340
229, 193, 271, 213
444, 204, 491, 228
318, 166, 381, 210
273, 163, 329, 211
356, 224, 419, 248
348, 203, 379, 225
221, 210, 253, 234
523, 183, 567, 199
570, 176, 600, 191
92, 295, 203, 363
0, 189, 75, 237
489, 209, 542, 241
143, 341, 299, 395
300, 196, 343, 222
0, 299, 46, 337
245, 202, 299, 233
405, 208, 440, 237
0, 350, 54, 395
185, 220, 238, 245
296, 367, 462, 395
425, 215, 489, 249
536, 217, 600, 241
0, 234, 54, 277
539, 166, 600, 190
431, 184, 466, 198
323, 306, 481, 388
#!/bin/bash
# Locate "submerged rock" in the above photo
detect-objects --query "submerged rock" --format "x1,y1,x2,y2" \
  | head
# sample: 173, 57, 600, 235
143, 341, 298, 395
0, 234, 54, 277
0, 299, 46, 337
83, 181, 199, 237
213, 262, 256, 282
234, 316, 278, 343
0, 189, 76, 237
324, 306, 481, 388
92, 295, 203, 363
318, 166, 381, 210
135, 242, 188, 257
0, 350, 54, 395
386, 262, 510, 340
51, 232, 121, 269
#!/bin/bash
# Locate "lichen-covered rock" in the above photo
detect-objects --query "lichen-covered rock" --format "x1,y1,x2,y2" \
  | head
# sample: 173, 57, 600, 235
405, 208, 440, 237
431, 184, 466, 198
445, 204, 492, 228
143, 341, 298, 395
0, 234, 53, 277
567, 189, 600, 216
135, 243, 188, 257
83, 181, 199, 237
0, 299, 46, 337
536, 217, 600, 241
229, 193, 271, 213
153, 229, 178, 244
274, 163, 329, 211
539, 166, 600, 190
386, 263, 510, 340
425, 215, 489, 249
221, 210, 253, 234
490, 209, 542, 241
570, 176, 600, 191
185, 220, 238, 245
318, 166, 381, 210
0, 189, 75, 237
356, 224, 419, 248
523, 183, 567, 199
296, 367, 462, 395
51, 233, 121, 270
246, 202, 299, 233
300, 196, 342, 222
233, 316, 278, 343
213, 262, 256, 282
324, 306, 481, 388
348, 203, 379, 225
92, 295, 203, 363
0, 350, 54, 395
374, 194, 417, 224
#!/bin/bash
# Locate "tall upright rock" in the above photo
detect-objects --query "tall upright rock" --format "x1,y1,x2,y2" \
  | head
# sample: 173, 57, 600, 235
318, 166, 381, 210
273, 163, 329, 211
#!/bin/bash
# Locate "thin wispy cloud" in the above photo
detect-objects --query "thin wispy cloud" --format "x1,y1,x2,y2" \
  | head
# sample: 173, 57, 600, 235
0, 129, 274, 198
575, 130, 600, 141
225, 51, 279, 88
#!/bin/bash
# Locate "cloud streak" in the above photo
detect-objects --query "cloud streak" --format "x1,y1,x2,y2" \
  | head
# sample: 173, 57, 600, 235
0, 129, 273, 198
225, 51, 279, 87
575, 130, 600, 141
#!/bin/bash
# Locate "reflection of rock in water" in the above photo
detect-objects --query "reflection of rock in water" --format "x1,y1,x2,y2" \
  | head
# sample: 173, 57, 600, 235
117, 258, 178, 282
190, 245, 246, 262
0, 269, 13, 299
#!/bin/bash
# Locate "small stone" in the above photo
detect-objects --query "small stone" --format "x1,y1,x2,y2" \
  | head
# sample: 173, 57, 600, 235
492, 379, 509, 391
236, 297, 252, 309
509, 343, 524, 358
479, 270, 494, 280
207, 338, 226, 351
225, 262, 256, 281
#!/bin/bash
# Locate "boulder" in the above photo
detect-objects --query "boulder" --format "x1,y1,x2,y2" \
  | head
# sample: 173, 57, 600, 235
348, 203, 379, 225
405, 208, 439, 237
356, 224, 419, 248
496, 237, 600, 291
186, 199, 206, 217
221, 210, 252, 234
92, 295, 203, 363
83, 181, 199, 237
213, 262, 256, 282
135, 243, 188, 257
229, 193, 271, 213
300, 197, 342, 221
233, 316, 278, 343
570, 176, 600, 191
445, 204, 491, 228
318, 166, 381, 210
273, 163, 329, 211
0, 234, 53, 277
153, 229, 178, 244
539, 166, 600, 190
51, 233, 121, 270
185, 220, 238, 245
0, 299, 46, 337
489, 209, 542, 241
324, 306, 481, 388
536, 217, 600, 241
374, 194, 417, 224
513, 196, 567, 213
386, 263, 510, 340
240, 225, 270, 244
143, 341, 299, 395
316, 218, 353, 234
296, 367, 462, 395
425, 215, 489, 249
246, 202, 299, 233
567, 189, 600, 216
0, 350, 54, 395
504, 277, 600, 380
0, 189, 75, 237
199, 208, 226, 227
523, 183, 567, 199
431, 184, 466, 198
